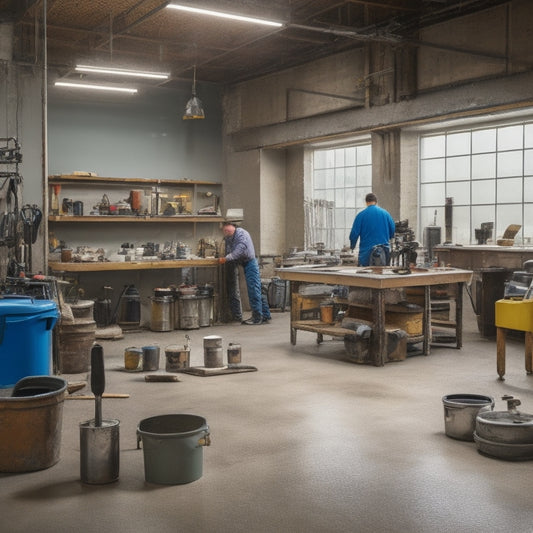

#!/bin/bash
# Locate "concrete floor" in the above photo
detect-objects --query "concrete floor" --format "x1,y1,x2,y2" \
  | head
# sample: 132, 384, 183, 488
2, 302, 533, 533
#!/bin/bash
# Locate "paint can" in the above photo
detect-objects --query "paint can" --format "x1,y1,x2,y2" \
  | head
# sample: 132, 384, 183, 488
227, 343, 241, 365
320, 300, 334, 324
165, 344, 190, 372
124, 347, 142, 371
142, 345, 160, 371
203, 335, 223, 368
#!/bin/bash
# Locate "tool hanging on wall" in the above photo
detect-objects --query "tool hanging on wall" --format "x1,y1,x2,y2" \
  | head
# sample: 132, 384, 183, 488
20, 204, 42, 273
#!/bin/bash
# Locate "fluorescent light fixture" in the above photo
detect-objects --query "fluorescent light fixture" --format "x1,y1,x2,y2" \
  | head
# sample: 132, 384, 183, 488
167, 4, 283, 27
54, 81, 138, 94
75, 65, 170, 80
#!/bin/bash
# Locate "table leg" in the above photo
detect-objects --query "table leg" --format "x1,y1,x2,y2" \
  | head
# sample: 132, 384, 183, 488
455, 282, 464, 349
496, 327, 506, 381
525, 331, 533, 375
372, 289, 386, 366
423, 285, 431, 355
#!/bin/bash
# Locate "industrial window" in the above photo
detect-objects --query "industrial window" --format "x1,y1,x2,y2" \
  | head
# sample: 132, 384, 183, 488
310, 143, 372, 251
419, 121, 533, 246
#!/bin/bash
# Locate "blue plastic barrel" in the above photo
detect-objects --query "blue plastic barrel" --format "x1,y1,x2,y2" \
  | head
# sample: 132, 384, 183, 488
0, 296, 59, 388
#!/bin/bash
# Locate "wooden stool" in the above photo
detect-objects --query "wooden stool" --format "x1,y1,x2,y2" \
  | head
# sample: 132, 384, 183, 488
495, 299, 533, 380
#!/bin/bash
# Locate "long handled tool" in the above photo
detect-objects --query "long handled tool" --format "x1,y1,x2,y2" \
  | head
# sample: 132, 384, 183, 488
79, 344, 120, 484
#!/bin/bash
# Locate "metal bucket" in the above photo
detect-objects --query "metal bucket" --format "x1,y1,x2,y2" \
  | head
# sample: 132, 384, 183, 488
179, 295, 199, 330
58, 319, 96, 374
442, 394, 494, 441
136, 414, 211, 484
142, 345, 160, 371
0, 376, 67, 472
80, 419, 120, 484
165, 345, 190, 372
197, 296, 212, 327
150, 296, 174, 332
203, 335, 223, 368
124, 347, 142, 370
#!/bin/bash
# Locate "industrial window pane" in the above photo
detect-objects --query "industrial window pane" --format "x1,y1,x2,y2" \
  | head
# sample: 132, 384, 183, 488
472, 179, 495, 204
525, 124, 533, 148
446, 156, 470, 181
524, 149, 533, 175
345, 146, 356, 166
497, 151, 523, 177
314, 189, 327, 200
447, 132, 470, 156
446, 181, 470, 205
420, 158, 445, 183
497, 177, 523, 203
421, 182, 446, 206
325, 168, 335, 189
324, 150, 335, 168
314, 150, 328, 169
335, 207, 345, 227
325, 188, 334, 202
472, 128, 496, 153
345, 187, 355, 208
421, 135, 445, 159
420, 207, 439, 231
496, 204, 523, 240
335, 148, 345, 167
524, 177, 533, 202
523, 205, 533, 245
356, 188, 370, 208
357, 165, 372, 186
450, 206, 470, 244
335, 188, 345, 208
346, 209, 355, 228
335, 229, 347, 250
345, 166, 356, 187
335, 168, 345, 188
472, 205, 496, 242
472, 153, 495, 179
314, 169, 326, 188
498, 125, 523, 151
356, 144, 371, 165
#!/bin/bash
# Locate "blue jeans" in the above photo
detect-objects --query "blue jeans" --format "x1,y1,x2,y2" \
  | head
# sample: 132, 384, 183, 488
242, 259, 271, 321
227, 262, 242, 320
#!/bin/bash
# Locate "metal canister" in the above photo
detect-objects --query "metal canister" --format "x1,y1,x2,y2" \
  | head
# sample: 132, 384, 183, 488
227, 343, 241, 365
124, 347, 142, 370
165, 344, 190, 372
73, 200, 84, 216
203, 335, 223, 368
142, 345, 160, 371
150, 295, 174, 332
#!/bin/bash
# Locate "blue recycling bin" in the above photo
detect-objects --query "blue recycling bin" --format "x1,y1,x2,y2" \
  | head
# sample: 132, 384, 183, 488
0, 296, 59, 388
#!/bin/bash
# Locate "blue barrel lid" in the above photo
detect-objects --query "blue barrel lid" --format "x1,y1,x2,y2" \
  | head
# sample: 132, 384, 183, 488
0, 296, 58, 315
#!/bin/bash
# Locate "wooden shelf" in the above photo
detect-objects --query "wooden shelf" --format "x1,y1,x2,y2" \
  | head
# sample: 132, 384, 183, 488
48, 174, 220, 186
48, 215, 224, 223
48, 258, 219, 272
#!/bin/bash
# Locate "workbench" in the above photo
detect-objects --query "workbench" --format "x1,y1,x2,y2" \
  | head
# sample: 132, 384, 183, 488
276, 265, 473, 366
48, 258, 219, 272
434, 245, 533, 336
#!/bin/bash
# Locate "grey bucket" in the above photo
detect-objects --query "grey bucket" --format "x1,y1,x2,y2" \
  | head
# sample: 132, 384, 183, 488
442, 394, 494, 441
136, 414, 210, 484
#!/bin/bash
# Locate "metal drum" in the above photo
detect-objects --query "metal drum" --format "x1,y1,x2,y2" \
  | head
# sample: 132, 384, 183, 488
150, 296, 174, 332
179, 295, 199, 330
203, 335, 223, 368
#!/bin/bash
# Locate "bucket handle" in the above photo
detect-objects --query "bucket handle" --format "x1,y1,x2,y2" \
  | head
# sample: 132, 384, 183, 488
198, 431, 211, 447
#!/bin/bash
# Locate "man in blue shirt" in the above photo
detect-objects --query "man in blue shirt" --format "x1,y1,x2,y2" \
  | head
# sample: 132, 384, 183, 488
219, 221, 271, 325
349, 192, 396, 267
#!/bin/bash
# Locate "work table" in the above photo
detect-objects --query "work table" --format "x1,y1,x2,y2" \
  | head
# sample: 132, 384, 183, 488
276, 265, 473, 366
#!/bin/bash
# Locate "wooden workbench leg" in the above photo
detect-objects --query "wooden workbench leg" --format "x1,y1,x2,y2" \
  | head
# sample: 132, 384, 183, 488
455, 282, 464, 349
496, 327, 506, 381
289, 281, 300, 346
525, 331, 533, 375
372, 289, 386, 366
423, 285, 431, 356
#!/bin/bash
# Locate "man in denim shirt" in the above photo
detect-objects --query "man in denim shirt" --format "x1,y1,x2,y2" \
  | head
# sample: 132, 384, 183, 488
219, 221, 271, 325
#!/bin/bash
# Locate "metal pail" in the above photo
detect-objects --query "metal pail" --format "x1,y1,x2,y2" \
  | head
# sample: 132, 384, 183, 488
137, 414, 210, 484
442, 394, 494, 441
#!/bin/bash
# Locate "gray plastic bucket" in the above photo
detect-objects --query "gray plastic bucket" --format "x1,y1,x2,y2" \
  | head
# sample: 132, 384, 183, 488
137, 414, 210, 484
442, 394, 494, 441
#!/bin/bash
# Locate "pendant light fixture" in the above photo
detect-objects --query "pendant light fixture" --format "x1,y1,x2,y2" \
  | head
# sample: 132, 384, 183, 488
183, 65, 205, 120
